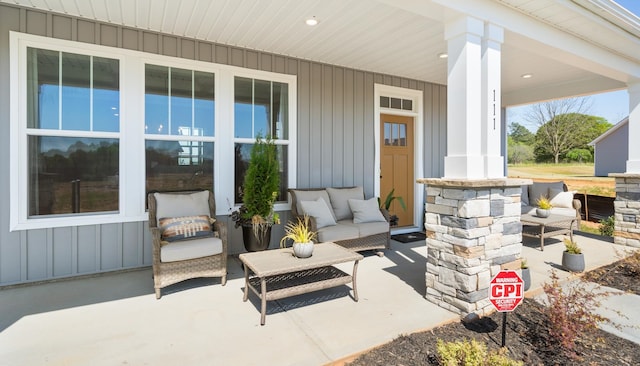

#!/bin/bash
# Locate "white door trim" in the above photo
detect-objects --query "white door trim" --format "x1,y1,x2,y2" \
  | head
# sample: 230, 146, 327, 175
374, 84, 424, 231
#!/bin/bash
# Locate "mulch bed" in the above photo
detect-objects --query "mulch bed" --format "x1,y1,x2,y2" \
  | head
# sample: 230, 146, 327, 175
346, 253, 640, 366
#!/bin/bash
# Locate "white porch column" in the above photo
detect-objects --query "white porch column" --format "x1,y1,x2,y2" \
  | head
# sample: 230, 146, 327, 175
444, 16, 485, 179
626, 82, 640, 173
481, 23, 505, 178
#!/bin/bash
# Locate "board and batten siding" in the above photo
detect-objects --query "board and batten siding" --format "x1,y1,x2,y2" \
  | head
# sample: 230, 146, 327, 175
0, 3, 447, 286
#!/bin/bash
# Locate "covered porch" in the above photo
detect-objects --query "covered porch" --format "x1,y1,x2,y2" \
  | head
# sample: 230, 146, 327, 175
0, 234, 633, 365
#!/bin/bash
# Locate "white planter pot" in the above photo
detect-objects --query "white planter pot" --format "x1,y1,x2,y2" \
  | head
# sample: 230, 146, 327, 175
536, 208, 550, 218
292, 242, 314, 258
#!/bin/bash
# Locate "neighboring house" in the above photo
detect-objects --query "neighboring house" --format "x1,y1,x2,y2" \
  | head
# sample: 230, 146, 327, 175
590, 117, 629, 177
0, 0, 638, 286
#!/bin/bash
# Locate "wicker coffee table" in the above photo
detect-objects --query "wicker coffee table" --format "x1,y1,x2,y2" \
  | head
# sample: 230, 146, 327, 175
239, 242, 364, 325
521, 213, 577, 251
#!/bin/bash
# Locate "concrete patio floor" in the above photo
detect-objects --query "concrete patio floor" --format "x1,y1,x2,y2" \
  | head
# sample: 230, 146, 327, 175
0, 233, 634, 365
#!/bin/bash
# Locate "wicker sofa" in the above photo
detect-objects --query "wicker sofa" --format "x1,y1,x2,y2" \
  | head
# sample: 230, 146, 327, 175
521, 181, 582, 228
288, 187, 391, 252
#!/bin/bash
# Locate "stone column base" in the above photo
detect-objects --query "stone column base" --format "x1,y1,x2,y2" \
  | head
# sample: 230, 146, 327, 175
611, 173, 640, 248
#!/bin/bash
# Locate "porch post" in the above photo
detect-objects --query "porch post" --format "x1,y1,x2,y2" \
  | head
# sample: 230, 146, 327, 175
611, 81, 640, 248
626, 82, 640, 173
481, 23, 505, 178
444, 16, 484, 179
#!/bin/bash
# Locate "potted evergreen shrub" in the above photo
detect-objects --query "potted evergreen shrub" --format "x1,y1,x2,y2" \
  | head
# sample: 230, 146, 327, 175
280, 215, 317, 258
561, 238, 585, 272
535, 195, 552, 218
231, 134, 280, 252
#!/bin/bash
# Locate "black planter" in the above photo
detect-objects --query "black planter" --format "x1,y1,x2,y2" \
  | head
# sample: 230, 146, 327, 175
242, 224, 272, 252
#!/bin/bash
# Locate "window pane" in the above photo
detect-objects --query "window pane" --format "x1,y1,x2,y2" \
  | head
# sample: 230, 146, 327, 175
384, 122, 391, 146
399, 123, 407, 146
145, 65, 169, 135
145, 140, 214, 194
28, 136, 119, 216
93, 56, 120, 132
61, 52, 91, 131
234, 77, 253, 138
380, 96, 390, 108
253, 79, 270, 137
272, 82, 288, 139
390, 97, 401, 109
171, 67, 192, 136
234, 143, 287, 204
27, 48, 59, 129
194, 71, 215, 137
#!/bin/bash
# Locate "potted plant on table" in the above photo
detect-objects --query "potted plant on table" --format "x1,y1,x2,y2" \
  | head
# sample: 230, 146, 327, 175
280, 215, 317, 258
232, 134, 281, 252
378, 189, 407, 227
535, 195, 553, 218
561, 238, 585, 272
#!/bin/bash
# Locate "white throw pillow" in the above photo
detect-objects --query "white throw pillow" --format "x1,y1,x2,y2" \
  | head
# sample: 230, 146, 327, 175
300, 198, 337, 228
348, 197, 387, 224
549, 188, 575, 209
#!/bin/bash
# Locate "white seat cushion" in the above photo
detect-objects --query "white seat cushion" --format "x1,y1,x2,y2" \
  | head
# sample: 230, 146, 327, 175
340, 220, 389, 237
160, 237, 223, 263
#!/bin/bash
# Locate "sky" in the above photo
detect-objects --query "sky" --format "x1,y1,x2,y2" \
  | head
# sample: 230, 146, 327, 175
506, 0, 639, 132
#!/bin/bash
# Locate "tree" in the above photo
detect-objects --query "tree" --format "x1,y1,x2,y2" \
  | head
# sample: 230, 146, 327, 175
525, 97, 595, 163
508, 142, 534, 164
508, 122, 535, 145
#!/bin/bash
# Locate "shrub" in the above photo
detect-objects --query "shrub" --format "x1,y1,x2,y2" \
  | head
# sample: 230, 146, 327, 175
599, 216, 615, 236
541, 270, 619, 359
436, 339, 523, 366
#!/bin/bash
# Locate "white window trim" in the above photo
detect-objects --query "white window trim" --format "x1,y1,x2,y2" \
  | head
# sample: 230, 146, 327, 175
10, 31, 297, 231
374, 84, 424, 232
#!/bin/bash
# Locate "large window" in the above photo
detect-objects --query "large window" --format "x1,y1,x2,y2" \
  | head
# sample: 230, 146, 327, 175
234, 77, 289, 204
145, 65, 215, 196
11, 33, 296, 230
26, 48, 120, 217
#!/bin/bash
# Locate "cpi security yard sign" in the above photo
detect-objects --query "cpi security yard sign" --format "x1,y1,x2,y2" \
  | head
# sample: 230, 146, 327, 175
489, 270, 524, 312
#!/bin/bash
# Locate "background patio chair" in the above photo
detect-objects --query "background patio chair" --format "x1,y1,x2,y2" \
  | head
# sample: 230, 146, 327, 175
148, 190, 227, 299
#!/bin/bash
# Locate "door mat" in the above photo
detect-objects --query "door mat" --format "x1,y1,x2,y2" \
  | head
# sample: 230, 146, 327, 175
391, 232, 426, 243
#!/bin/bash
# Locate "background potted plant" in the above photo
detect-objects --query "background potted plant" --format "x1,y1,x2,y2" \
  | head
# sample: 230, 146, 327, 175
232, 134, 280, 252
378, 188, 406, 227
280, 215, 317, 258
521, 258, 531, 291
535, 195, 553, 218
561, 238, 585, 272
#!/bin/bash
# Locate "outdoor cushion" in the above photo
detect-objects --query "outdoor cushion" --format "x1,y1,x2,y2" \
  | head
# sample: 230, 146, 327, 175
341, 220, 389, 237
154, 191, 211, 226
160, 236, 223, 262
348, 197, 386, 223
300, 198, 337, 228
317, 224, 360, 243
159, 215, 213, 242
290, 189, 336, 221
528, 181, 564, 205
326, 186, 364, 220
549, 188, 575, 209
521, 205, 576, 217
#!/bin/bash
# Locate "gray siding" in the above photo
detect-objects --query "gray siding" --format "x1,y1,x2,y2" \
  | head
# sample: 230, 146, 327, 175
594, 122, 628, 177
0, 3, 447, 286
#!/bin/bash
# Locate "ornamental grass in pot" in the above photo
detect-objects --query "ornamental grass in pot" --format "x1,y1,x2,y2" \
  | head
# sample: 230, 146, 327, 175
280, 215, 317, 258
562, 238, 585, 272
535, 195, 553, 218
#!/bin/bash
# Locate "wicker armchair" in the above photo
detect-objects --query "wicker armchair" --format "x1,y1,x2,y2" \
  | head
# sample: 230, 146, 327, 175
148, 190, 227, 299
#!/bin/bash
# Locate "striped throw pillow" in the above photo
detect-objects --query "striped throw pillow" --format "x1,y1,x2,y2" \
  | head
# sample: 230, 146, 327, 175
159, 215, 212, 242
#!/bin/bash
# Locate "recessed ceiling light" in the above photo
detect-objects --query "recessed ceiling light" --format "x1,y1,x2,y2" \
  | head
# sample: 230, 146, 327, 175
305, 17, 319, 26
521, 73, 533, 79
438, 53, 448, 59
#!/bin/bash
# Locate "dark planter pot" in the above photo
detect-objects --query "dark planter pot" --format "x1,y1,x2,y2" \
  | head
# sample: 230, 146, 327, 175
242, 224, 272, 252
521, 268, 531, 291
562, 251, 585, 272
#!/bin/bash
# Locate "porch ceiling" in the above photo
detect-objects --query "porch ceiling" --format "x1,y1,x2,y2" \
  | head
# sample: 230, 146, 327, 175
4, 0, 639, 106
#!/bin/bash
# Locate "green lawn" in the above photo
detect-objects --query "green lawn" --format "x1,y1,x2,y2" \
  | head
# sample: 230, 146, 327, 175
507, 163, 615, 197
